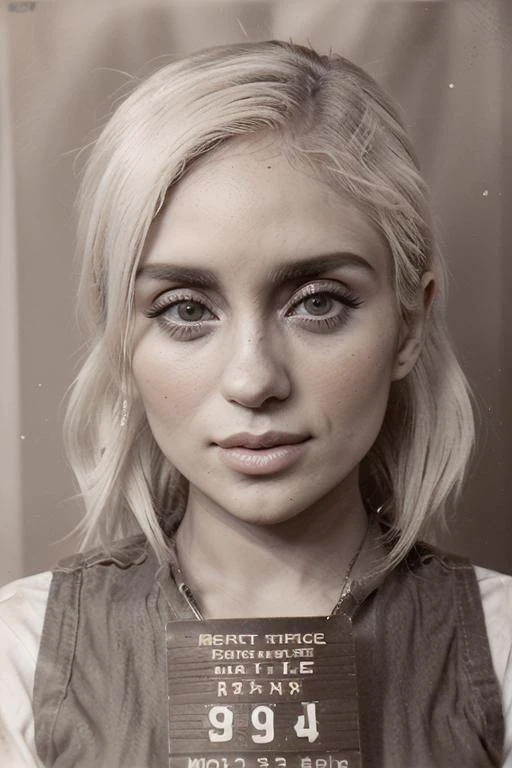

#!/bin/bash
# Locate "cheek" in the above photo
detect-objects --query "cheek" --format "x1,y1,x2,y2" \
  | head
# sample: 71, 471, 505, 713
131, 343, 209, 427
302, 331, 397, 428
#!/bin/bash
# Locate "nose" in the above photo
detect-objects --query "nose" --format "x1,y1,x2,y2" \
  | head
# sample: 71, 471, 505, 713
220, 323, 292, 409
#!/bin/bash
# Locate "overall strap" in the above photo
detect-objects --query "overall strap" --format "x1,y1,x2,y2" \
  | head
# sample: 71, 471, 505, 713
454, 553, 505, 757
33, 536, 170, 768
351, 545, 504, 768
32, 564, 83, 765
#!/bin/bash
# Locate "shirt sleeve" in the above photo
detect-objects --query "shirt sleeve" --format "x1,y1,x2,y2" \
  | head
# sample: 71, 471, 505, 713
0, 572, 51, 768
475, 566, 512, 767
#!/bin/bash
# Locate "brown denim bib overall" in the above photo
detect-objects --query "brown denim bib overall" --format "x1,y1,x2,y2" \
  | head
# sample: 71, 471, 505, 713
33, 536, 504, 768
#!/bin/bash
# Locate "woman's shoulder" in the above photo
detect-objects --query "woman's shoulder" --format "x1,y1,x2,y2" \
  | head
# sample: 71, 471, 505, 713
474, 565, 512, 676
0, 571, 51, 768
475, 564, 512, 606
0, 571, 52, 652
474, 565, 512, 763
0, 571, 51, 654
0, 569, 52, 606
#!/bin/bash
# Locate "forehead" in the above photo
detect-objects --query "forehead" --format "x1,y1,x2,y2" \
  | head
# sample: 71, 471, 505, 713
141, 136, 390, 282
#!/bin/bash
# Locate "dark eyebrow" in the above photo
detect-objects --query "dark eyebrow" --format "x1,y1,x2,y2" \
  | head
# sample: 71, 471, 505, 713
135, 252, 375, 289
135, 264, 220, 290
268, 252, 376, 283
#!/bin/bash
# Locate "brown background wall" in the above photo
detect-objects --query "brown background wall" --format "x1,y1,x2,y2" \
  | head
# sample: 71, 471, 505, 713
1, 0, 510, 584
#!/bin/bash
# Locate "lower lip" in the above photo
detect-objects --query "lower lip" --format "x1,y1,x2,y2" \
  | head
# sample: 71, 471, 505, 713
217, 441, 309, 475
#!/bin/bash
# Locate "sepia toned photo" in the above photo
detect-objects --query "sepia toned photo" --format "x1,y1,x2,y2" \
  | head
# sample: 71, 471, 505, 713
0, 2, 510, 766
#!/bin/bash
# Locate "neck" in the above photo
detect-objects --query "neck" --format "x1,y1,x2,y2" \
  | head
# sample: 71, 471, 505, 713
174, 473, 379, 619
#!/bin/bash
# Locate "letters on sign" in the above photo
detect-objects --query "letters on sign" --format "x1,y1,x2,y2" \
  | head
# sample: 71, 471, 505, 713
166, 616, 361, 768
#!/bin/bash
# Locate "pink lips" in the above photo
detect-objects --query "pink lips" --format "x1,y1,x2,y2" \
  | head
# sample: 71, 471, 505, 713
215, 431, 310, 475
216, 431, 308, 450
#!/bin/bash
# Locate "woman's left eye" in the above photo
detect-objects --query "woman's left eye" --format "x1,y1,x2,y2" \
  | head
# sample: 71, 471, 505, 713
287, 284, 362, 329
295, 294, 338, 316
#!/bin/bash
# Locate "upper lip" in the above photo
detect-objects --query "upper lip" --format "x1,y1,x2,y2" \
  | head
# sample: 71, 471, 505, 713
216, 431, 310, 450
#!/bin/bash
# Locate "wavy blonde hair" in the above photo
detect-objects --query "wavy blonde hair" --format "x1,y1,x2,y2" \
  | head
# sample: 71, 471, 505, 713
65, 40, 474, 567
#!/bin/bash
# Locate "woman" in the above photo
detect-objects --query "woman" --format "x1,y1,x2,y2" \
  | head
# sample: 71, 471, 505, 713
0, 40, 511, 768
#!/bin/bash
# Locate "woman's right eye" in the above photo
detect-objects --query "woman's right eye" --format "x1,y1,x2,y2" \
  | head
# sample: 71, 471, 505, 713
162, 299, 215, 323
143, 293, 218, 340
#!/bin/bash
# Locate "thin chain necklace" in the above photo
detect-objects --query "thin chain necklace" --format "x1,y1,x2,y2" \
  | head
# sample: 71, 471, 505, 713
171, 516, 372, 621
330, 516, 371, 616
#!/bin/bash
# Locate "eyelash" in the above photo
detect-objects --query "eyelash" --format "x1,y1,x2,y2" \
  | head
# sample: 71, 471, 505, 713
143, 292, 217, 340
286, 282, 362, 332
143, 282, 363, 340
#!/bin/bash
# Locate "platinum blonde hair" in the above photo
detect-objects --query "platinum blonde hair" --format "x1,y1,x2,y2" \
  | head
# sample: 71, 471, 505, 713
65, 40, 474, 567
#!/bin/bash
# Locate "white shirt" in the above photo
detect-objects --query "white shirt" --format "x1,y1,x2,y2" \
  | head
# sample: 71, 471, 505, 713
0, 567, 511, 767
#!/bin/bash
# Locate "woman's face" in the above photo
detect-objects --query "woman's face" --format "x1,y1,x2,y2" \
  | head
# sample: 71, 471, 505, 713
132, 137, 412, 526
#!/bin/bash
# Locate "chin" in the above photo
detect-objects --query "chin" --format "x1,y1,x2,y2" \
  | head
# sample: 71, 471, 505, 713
223, 499, 308, 528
